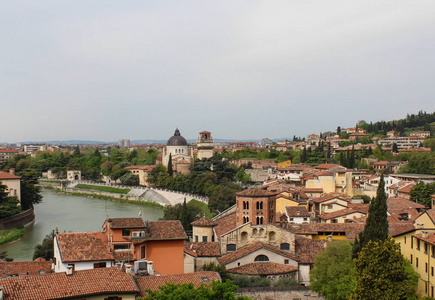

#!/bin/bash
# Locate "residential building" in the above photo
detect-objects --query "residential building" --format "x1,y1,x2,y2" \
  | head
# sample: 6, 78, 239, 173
410, 131, 431, 138
0, 169, 21, 201
377, 136, 425, 150
0, 150, 18, 166
125, 165, 157, 186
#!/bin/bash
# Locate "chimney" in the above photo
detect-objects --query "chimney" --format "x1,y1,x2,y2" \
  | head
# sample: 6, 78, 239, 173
9, 168, 15, 175
66, 265, 73, 275
422, 231, 429, 239
125, 263, 132, 275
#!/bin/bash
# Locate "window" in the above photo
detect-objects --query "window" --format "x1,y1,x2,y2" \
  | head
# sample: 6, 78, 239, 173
432, 266, 434, 276
417, 240, 421, 250
114, 244, 129, 251
426, 263, 428, 273
327, 204, 333, 209
425, 243, 429, 253
269, 231, 276, 241
410, 254, 413, 264
241, 231, 248, 242
227, 244, 236, 252
303, 217, 308, 222
195, 235, 198, 242
404, 236, 406, 244
140, 245, 146, 259
416, 257, 419, 268
284, 259, 289, 264
432, 245, 435, 257
202, 236, 208, 242
254, 255, 269, 262
411, 237, 414, 249
122, 229, 130, 236
94, 262, 106, 268
280, 243, 290, 251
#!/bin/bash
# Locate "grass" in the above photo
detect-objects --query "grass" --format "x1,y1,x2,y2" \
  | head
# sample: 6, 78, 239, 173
0, 226, 27, 246
189, 199, 214, 218
39, 180, 61, 183
75, 184, 130, 194
56, 189, 163, 208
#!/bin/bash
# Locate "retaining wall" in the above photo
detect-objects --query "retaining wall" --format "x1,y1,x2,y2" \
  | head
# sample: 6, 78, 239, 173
0, 207, 35, 230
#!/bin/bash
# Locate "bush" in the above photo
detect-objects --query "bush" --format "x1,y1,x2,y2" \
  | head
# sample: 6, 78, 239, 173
230, 274, 271, 288
273, 277, 299, 287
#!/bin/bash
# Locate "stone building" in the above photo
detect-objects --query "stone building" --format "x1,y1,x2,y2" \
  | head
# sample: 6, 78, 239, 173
161, 129, 193, 175
196, 131, 214, 160
236, 188, 278, 226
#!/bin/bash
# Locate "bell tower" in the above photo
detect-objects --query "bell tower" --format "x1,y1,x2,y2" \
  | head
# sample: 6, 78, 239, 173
197, 131, 214, 160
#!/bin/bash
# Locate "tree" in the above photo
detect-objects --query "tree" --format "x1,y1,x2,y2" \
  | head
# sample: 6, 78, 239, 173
142, 280, 250, 300
353, 174, 388, 259
310, 241, 356, 300
33, 232, 54, 260
19, 169, 42, 210
167, 153, 173, 176
202, 262, 231, 282
119, 173, 139, 186
410, 181, 435, 207
392, 142, 398, 153
161, 199, 201, 231
351, 237, 418, 300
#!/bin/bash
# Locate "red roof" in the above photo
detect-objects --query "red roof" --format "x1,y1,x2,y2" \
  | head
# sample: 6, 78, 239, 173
228, 262, 298, 275
0, 171, 20, 180
0, 258, 52, 278
236, 188, 278, 197
191, 217, 216, 227
184, 242, 221, 257
56, 232, 113, 262
213, 212, 238, 238
0, 267, 138, 300
107, 218, 145, 229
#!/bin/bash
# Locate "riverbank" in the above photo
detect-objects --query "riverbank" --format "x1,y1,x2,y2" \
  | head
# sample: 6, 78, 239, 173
41, 186, 164, 209
0, 226, 26, 246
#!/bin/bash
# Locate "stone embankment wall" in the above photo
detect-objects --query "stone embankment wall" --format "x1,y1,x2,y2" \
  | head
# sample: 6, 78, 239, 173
0, 207, 35, 230
63, 188, 140, 201
236, 286, 324, 300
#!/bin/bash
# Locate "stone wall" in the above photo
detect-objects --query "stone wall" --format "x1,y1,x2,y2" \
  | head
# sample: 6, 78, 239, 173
0, 207, 35, 230
236, 286, 324, 300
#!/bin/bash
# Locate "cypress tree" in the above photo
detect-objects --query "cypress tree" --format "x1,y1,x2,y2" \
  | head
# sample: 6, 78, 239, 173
352, 174, 388, 259
392, 143, 398, 153
167, 153, 173, 176
339, 151, 345, 166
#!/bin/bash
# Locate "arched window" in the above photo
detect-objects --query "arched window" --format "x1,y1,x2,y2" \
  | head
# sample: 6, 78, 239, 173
254, 255, 269, 262
241, 231, 248, 242
280, 243, 290, 251
269, 231, 276, 241
226, 244, 236, 252
260, 202, 263, 209
252, 228, 258, 235
256, 202, 260, 210
246, 202, 249, 209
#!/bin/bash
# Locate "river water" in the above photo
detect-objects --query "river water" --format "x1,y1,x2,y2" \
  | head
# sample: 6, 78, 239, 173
0, 189, 164, 261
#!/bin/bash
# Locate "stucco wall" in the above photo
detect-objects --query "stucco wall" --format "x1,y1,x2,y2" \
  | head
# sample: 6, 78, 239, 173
224, 248, 298, 270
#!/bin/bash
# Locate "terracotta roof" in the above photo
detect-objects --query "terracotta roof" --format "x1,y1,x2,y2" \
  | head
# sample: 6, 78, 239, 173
317, 208, 366, 220
387, 197, 425, 210
191, 217, 216, 227
184, 248, 197, 257
107, 218, 145, 229
236, 188, 278, 197
113, 251, 135, 262
315, 164, 338, 170
0, 150, 18, 153
285, 206, 310, 217
218, 242, 298, 265
145, 220, 187, 240
0, 171, 20, 180
295, 236, 326, 264
287, 223, 364, 238
213, 212, 237, 238
135, 271, 220, 298
301, 188, 323, 193
310, 193, 349, 204
0, 267, 139, 300
228, 262, 297, 276
397, 183, 416, 194
314, 170, 334, 177
389, 223, 415, 236
56, 232, 113, 262
0, 258, 52, 278
184, 242, 220, 257
414, 232, 435, 245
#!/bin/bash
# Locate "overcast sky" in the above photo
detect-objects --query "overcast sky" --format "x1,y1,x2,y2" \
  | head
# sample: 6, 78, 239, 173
1, 1, 435, 143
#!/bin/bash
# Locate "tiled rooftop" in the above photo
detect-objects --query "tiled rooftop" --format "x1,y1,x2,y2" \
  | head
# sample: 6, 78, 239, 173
0, 267, 138, 300
0, 258, 52, 278
145, 220, 187, 240
295, 236, 326, 264
56, 232, 113, 262
191, 217, 217, 227
236, 188, 278, 197
0, 171, 20, 180
184, 242, 220, 257
285, 206, 310, 217
107, 217, 145, 229
218, 242, 297, 265
228, 262, 298, 276
213, 212, 237, 238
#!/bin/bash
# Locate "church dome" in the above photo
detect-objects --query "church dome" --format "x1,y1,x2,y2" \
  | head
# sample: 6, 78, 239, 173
167, 128, 188, 146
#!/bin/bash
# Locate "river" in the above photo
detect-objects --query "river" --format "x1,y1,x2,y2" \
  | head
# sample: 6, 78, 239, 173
0, 189, 164, 261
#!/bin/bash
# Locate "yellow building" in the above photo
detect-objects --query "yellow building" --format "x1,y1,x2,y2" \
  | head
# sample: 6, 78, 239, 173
394, 211, 435, 298
277, 160, 292, 169
275, 192, 303, 213
0, 169, 21, 201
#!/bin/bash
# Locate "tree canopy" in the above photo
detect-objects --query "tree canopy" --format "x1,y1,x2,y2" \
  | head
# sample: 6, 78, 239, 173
310, 241, 356, 300
351, 237, 418, 300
